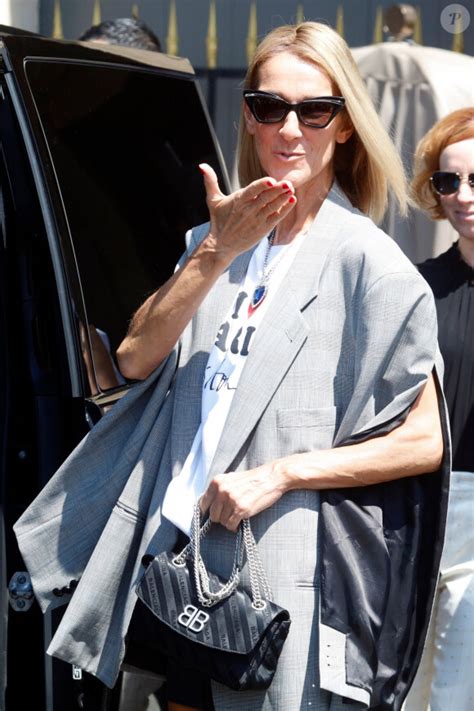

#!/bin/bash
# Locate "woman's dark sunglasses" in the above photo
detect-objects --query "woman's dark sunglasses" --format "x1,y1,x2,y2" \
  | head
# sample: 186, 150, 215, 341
243, 90, 345, 128
430, 171, 474, 195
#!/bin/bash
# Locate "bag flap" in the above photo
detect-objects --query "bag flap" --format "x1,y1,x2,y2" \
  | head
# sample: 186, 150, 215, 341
136, 551, 289, 654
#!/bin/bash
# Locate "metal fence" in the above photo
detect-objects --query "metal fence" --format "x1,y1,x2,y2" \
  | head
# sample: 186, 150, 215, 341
40, 0, 473, 170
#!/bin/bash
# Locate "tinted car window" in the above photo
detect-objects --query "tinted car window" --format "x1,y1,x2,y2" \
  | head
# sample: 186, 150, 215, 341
24, 60, 220, 392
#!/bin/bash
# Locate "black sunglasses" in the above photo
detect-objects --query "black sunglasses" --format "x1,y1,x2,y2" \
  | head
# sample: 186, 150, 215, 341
243, 90, 345, 128
430, 171, 474, 195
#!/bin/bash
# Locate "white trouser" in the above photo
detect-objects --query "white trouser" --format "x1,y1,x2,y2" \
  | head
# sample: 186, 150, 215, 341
404, 470, 474, 711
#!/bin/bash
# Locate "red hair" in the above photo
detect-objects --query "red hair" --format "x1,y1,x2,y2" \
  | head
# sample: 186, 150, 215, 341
412, 107, 474, 219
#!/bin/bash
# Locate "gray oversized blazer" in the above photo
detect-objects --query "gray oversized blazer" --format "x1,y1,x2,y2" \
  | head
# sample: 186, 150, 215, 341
14, 186, 449, 708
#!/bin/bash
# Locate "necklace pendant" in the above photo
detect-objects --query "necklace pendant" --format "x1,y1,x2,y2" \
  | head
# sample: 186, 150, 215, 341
248, 284, 267, 316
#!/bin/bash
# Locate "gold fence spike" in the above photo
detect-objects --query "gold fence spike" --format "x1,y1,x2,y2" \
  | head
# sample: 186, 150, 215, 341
336, 5, 344, 38
452, 14, 464, 52
131, 3, 139, 18
206, 0, 218, 68
92, 0, 101, 26
52, 0, 64, 39
167, 0, 179, 56
296, 3, 305, 24
246, 1, 257, 65
372, 6, 383, 44
413, 6, 423, 45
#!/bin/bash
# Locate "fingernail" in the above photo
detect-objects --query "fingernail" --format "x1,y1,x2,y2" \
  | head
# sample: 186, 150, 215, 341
282, 182, 291, 190
266, 180, 274, 187
288, 195, 296, 204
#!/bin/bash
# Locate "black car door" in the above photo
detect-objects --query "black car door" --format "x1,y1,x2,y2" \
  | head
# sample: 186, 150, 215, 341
0, 164, 8, 711
0, 28, 228, 711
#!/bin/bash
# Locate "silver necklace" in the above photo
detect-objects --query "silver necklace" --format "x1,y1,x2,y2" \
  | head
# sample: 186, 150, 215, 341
248, 228, 287, 316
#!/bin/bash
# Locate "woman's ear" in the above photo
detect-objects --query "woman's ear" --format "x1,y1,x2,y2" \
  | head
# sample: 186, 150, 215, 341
336, 119, 354, 145
243, 102, 257, 136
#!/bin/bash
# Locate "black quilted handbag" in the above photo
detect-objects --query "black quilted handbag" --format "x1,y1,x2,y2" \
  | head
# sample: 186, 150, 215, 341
133, 507, 291, 691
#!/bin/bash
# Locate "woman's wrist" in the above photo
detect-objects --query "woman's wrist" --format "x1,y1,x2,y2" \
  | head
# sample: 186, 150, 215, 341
270, 451, 345, 491
196, 231, 238, 270
270, 457, 302, 493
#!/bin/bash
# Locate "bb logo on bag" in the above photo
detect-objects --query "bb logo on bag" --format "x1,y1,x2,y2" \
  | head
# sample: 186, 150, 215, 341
178, 604, 210, 632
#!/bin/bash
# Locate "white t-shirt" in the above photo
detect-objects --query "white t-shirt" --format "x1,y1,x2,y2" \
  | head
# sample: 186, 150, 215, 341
162, 232, 303, 534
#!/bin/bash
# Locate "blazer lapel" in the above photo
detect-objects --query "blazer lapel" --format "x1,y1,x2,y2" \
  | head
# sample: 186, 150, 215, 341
207, 287, 308, 481
207, 185, 355, 480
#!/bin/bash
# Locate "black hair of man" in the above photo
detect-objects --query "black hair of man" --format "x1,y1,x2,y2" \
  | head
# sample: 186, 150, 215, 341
79, 17, 162, 53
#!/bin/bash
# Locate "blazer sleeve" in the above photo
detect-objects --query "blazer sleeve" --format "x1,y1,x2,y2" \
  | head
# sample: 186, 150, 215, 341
14, 349, 178, 612
319, 264, 450, 709
333, 269, 439, 446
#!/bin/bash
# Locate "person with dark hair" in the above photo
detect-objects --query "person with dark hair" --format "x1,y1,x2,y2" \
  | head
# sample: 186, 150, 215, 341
383, 3, 418, 43
79, 17, 162, 53
404, 107, 474, 711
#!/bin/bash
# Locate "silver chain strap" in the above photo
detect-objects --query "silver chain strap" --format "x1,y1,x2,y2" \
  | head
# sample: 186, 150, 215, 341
242, 518, 273, 608
258, 228, 289, 289
172, 504, 273, 609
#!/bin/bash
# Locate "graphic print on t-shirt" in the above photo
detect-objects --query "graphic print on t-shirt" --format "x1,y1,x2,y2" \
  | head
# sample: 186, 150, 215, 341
214, 292, 256, 355
204, 293, 254, 391
205, 290, 257, 392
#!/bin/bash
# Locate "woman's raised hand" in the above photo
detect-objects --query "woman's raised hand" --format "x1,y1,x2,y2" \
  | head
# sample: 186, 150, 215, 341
199, 163, 296, 261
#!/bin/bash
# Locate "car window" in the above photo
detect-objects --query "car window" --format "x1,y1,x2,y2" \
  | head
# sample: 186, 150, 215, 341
24, 59, 221, 394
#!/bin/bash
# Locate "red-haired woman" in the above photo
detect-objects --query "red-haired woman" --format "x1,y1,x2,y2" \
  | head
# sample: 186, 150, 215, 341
405, 107, 474, 711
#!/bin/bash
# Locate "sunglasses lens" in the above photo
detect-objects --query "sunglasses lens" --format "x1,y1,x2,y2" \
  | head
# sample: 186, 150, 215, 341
300, 101, 336, 127
245, 93, 345, 127
431, 172, 459, 195
250, 96, 286, 123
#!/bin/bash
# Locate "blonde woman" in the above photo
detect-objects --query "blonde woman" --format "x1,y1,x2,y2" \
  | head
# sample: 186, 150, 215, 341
15, 22, 448, 711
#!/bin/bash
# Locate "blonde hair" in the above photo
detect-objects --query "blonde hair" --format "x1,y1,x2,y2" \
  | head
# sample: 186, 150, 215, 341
238, 21, 408, 223
411, 107, 474, 220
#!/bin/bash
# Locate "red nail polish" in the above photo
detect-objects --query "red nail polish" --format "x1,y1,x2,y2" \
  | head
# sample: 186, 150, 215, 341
282, 182, 291, 190
288, 195, 296, 204
266, 180, 274, 187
